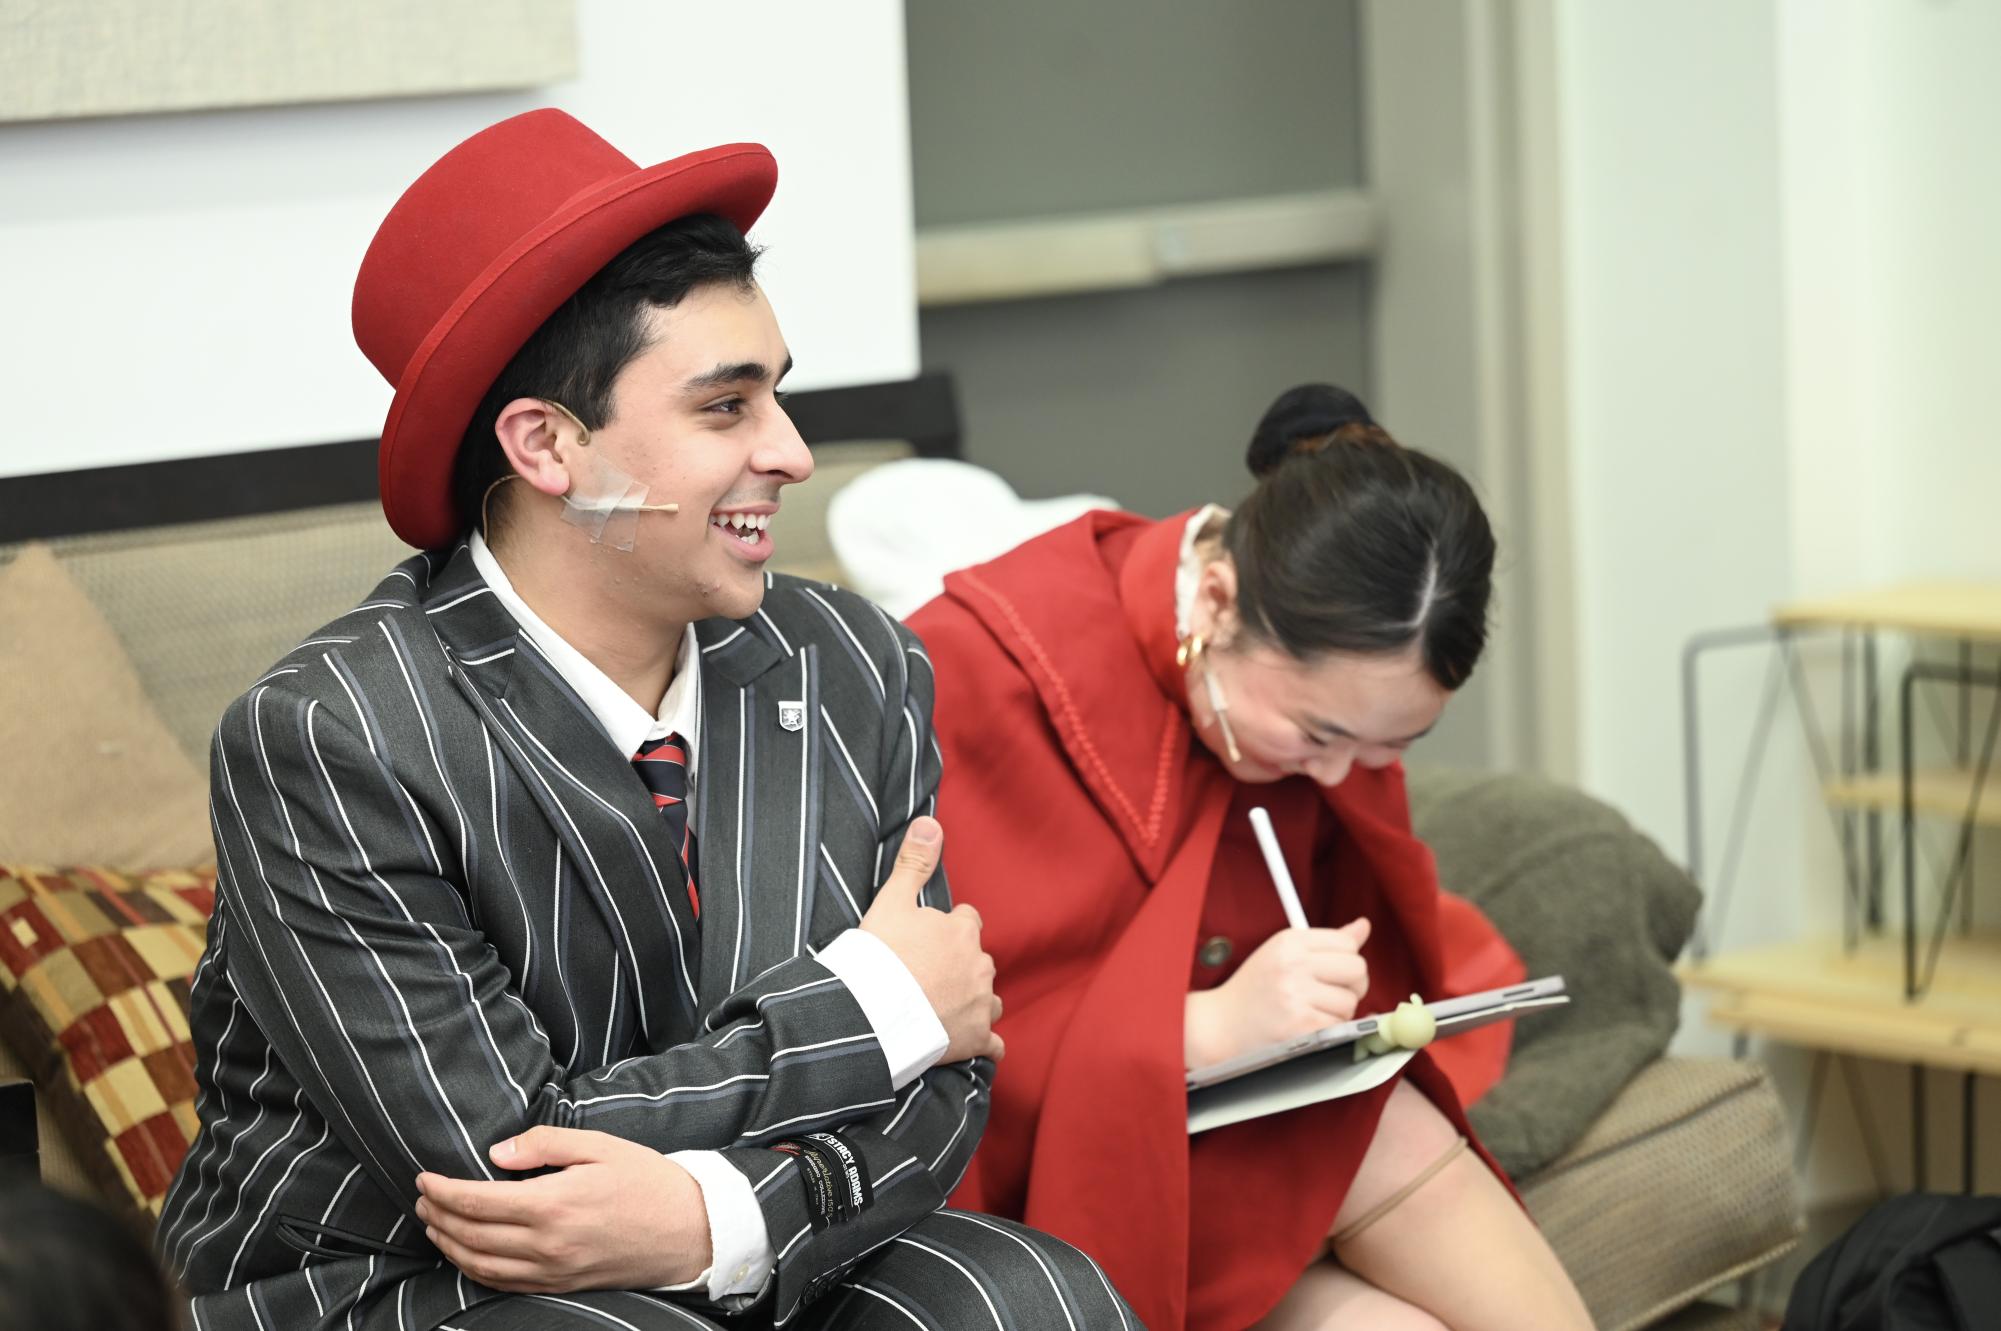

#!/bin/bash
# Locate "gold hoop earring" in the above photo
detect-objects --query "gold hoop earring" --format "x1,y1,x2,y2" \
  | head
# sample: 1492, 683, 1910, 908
1177, 632, 1242, 764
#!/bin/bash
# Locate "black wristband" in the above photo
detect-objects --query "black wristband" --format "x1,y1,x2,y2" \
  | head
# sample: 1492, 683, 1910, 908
771, 1132, 873, 1232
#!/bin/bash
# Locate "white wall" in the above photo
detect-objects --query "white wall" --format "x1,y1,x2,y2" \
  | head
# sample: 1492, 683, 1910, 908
1552, 0, 1808, 932
1777, 0, 2001, 598
1842, 1, 2001, 586
0, 1, 917, 480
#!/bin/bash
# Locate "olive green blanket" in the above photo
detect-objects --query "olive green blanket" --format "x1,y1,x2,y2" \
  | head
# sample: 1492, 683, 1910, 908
1409, 769, 1703, 1179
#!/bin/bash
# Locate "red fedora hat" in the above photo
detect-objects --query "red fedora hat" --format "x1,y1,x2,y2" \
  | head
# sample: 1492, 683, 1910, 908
353, 109, 777, 549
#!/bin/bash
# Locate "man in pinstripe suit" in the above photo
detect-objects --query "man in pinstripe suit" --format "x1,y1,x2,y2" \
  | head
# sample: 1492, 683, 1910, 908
156, 111, 1140, 1330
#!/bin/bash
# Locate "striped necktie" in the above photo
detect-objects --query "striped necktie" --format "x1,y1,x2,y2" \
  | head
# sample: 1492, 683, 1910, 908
632, 733, 699, 919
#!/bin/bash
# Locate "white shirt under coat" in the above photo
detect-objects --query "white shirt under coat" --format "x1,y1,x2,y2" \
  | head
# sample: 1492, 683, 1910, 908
469, 532, 948, 1303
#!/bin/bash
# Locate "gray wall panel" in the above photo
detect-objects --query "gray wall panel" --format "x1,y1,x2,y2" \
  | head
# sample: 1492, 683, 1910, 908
908, 0, 1364, 226
922, 263, 1371, 518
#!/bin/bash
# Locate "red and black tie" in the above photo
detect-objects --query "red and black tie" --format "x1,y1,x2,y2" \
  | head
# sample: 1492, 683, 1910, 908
632, 733, 699, 919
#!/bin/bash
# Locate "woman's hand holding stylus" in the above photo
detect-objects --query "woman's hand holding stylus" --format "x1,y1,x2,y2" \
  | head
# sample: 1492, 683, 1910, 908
1183, 917, 1371, 1070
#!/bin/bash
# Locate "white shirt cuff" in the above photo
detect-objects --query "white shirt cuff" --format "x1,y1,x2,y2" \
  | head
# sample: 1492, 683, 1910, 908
818, 927, 950, 1090
658, 1149, 774, 1301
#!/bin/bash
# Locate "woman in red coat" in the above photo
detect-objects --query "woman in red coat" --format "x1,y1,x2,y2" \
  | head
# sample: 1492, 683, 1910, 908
909, 386, 1591, 1331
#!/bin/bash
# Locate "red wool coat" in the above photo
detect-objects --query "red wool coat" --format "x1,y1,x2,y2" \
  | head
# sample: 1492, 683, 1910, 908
909, 510, 1525, 1331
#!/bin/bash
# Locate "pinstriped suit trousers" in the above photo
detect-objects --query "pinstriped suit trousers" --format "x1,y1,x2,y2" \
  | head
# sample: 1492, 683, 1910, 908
433, 1210, 1140, 1330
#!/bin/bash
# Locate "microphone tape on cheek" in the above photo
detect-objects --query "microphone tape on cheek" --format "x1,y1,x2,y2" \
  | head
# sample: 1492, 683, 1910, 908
559, 447, 678, 553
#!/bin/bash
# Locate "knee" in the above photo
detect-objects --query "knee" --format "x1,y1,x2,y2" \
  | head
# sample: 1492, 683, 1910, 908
1379, 1306, 1449, 1331
1257, 1262, 1448, 1331
1298, 1299, 1448, 1331
919, 1213, 1141, 1325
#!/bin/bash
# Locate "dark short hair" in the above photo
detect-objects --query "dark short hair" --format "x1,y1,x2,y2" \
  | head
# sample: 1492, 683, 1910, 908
450, 213, 763, 540
1224, 383, 1495, 690
0, 1180, 176, 1331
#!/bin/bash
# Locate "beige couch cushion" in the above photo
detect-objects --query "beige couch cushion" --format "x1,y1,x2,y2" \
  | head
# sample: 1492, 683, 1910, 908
1522, 1056, 1801, 1331
1651, 1302, 1760, 1331
0, 546, 214, 869
29, 502, 412, 764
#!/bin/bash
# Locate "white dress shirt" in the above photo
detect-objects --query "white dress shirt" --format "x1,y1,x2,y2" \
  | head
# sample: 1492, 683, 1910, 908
468, 533, 948, 1302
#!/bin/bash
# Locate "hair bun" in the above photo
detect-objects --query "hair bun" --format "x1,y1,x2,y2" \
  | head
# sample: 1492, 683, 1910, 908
1245, 383, 1378, 479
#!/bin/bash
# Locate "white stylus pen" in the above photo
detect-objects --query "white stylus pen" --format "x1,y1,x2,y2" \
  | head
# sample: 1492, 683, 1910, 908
1247, 806, 1310, 930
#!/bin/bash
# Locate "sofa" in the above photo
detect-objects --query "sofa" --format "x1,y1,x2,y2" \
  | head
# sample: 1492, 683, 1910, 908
0, 445, 1799, 1329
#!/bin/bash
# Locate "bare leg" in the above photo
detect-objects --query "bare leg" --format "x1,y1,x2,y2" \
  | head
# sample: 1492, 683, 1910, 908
1327, 1080, 1593, 1331
1253, 1258, 1447, 1331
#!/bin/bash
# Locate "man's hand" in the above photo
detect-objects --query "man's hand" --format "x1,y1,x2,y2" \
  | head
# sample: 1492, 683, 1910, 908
858, 816, 1004, 1065
415, 1127, 712, 1293
1184, 918, 1372, 1070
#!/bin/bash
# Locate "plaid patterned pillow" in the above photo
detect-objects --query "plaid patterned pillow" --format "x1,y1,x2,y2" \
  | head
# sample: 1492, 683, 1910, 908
0, 865, 214, 1217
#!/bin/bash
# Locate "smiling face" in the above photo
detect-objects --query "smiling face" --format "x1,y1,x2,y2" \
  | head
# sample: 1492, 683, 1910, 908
1184, 557, 1450, 785
500, 280, 813, 627
1187, 638, 1449, 785
582, 282, 809, 620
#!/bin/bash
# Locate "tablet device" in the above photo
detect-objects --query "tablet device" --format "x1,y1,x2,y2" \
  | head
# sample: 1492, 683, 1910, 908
1184, 975, 1569, 1091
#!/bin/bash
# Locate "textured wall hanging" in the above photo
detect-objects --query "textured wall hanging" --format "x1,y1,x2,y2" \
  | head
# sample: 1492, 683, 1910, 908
0, 1, 577, 122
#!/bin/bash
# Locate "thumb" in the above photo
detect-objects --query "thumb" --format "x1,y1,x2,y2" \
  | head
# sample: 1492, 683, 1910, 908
1336, 916, 1373, 948
490, 1125, 601, 1171
884, 816, 945, 904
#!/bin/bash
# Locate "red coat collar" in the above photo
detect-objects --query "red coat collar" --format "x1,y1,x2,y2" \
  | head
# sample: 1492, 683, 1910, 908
1118, 508, 1201, 705
939, 509, 1199, 883
941, 509, 1426, 878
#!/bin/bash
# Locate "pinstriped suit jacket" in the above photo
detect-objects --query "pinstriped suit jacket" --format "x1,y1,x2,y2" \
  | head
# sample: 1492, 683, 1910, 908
156, 543, 989, 1331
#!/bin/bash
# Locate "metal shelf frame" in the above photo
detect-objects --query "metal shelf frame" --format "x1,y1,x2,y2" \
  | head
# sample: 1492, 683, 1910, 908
1898, 661, 2001, 997
1682, 621, 1998, 1194
1683, 626, 1995, 997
